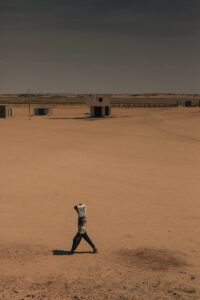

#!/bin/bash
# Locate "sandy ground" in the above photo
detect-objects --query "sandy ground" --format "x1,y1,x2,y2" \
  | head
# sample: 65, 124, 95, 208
1, 106, 200, 299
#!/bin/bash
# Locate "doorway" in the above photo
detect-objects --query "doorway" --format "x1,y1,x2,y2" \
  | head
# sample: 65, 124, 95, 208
185, 101, 192, 107
94, 106, 102, 117
105, 106, 110, 116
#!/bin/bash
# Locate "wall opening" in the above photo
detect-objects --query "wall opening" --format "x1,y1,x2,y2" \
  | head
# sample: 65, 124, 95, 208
0, 105, 12, 118
105, 106, 110, 116
34, 108, 49, 116
94, 106, 102, 117
39, 108, 46, 115
185, 101, 192, 107
0, 105, 6, 117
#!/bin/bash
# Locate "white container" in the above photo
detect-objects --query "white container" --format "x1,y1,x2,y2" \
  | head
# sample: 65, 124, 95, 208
76, 204, 86, 218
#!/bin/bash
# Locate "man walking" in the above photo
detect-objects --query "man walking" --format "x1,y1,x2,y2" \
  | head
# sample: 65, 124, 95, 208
70, 204, 98, 255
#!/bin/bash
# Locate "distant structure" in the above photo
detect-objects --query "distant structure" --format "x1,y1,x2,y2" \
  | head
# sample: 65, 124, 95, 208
87, 94, 111, 117
176, 99, 199, 107
33, 107, 52, 116
111, 97, 200, 108
0, 105, 12, 118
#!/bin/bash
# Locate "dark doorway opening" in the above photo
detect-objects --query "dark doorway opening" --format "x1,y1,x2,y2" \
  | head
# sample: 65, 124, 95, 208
0, 106, 6, 118
94, 106, 102, 117
105, 106, 110, 116
0, 106, 12, 118
185, 101, 192, 107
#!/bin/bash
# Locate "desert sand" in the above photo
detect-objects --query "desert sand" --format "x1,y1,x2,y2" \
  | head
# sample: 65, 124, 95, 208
0, 106, 200, 299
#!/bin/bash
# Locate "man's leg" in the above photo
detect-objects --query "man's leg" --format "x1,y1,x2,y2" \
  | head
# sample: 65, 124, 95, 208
82, 232, 98, 253
70, 232, 82, 254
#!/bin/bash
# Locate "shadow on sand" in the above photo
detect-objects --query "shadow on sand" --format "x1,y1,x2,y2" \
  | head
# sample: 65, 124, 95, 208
47, 116, 114, 121
52, 250, 93, 255
48, 117, 90, 120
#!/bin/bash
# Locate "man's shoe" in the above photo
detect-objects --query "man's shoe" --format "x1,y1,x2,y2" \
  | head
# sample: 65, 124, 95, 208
93, 248, 98, 254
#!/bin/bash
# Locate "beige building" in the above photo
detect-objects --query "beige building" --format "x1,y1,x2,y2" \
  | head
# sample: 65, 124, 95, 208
87, 94, 111, 117
179, 99, 200, 107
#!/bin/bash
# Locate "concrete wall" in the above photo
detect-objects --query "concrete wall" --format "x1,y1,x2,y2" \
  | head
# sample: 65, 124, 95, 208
87, 94, 111, 107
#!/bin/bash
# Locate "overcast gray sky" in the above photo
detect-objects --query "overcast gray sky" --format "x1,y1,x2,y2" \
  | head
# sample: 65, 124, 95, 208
0, 0, 200, 93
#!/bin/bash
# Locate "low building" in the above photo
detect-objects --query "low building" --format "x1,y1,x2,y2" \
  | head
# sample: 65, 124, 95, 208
0, 105, 12, 118
87, 94, 111, 117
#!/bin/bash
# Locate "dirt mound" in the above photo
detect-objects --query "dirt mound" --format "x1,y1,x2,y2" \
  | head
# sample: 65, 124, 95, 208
115, 248, 188, 271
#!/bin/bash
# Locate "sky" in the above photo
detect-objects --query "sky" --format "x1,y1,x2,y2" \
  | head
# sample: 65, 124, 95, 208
0, 0, 200, 94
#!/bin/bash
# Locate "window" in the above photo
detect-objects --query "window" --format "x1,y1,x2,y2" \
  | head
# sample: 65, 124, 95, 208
98, 98, 103, 102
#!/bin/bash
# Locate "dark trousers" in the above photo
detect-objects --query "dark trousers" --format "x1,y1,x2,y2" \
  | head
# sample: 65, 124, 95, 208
71, 231, 96, 252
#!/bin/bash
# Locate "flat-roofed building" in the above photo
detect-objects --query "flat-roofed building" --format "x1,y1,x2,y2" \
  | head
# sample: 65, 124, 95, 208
87, 94, 111, 117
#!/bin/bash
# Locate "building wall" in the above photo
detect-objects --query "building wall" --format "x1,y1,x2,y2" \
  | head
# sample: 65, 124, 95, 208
178, 99, 200, 107
112, 97, 200, 107
87, 94, 111, 107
